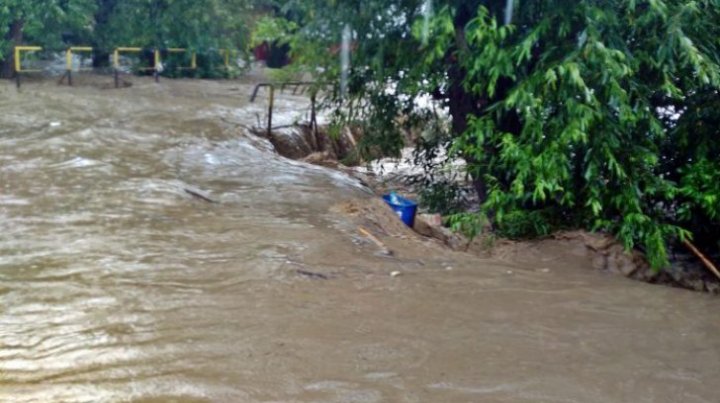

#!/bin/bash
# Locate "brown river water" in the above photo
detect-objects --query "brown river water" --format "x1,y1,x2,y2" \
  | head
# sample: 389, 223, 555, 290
0, 77, 718, 403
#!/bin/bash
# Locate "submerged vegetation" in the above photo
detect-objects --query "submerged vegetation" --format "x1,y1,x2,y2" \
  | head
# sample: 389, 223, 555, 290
1, 0, 719, 270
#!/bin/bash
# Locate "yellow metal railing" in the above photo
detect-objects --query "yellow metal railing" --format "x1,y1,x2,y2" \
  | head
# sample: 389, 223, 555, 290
113, 47, 146, 88
154, 49, 160, 72
113, 47, 143, 69
14, 45, 239, 89
14, 46, 43, 89
58, 46, 94, 86
14, 46, 43, 73
219, 48, 235, 69
66, 46, 93, 71
114, 48, 167, 72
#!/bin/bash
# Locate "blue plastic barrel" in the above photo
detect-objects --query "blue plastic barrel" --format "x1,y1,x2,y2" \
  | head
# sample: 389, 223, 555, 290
382, 193, 418, 227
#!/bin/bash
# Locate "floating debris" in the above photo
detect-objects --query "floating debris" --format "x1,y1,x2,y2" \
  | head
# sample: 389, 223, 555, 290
358, 226, 394, 256
184, 188, 218, 203
296, 269, 330, 280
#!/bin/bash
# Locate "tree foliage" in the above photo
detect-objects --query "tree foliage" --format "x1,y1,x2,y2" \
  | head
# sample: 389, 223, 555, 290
0, 0, 255, 74
104, 0, 252, 51
265, 0, 720, 269
0, 0, 96, 75
0, 0, 96, 49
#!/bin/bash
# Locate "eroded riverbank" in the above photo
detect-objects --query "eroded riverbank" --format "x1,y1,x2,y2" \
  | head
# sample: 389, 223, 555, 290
1, 77, 718, 402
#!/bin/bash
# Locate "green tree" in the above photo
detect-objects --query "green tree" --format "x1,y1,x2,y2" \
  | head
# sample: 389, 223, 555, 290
265, 0, 720, 269
99, 0, 253, 55
0, 0, 96, 77
89, 0, 119, 67
0, 0, 255, 75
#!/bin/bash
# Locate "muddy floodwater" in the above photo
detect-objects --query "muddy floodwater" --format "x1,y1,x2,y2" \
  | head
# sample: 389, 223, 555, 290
1, 77, 718, 403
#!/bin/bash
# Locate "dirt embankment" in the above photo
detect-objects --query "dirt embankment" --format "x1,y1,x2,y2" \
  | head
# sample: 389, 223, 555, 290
253, 124, 362, 166
259, 124, 719, 294
334, 197, 720, 294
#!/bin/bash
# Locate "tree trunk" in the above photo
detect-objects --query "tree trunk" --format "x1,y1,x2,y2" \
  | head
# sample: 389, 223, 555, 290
1, 20, 24, 79
92, 0, 118, 68
447, 2, 488, 203
447, 61, 488, 202
446, 1, 520, 205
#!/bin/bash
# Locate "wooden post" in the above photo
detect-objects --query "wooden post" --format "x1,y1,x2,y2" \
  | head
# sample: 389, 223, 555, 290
310, 91, 318, 149
65, 48, 73, 86
267, 85, 275, 137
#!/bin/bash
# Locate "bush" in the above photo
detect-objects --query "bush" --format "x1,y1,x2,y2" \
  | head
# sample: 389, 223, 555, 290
269, 0, 720, 270
417, 179, 469, 216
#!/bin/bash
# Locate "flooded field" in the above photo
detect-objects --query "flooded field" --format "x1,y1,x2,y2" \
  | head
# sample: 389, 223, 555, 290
0, 77, 718, 402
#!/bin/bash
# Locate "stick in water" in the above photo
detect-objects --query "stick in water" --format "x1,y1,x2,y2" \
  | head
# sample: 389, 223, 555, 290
184, 188, 218, 204
358, 226, 393, 256
683, 240, 720, 281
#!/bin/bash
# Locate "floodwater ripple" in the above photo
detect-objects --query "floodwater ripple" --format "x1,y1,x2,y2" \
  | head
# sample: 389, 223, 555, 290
0, 78, 718, 403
